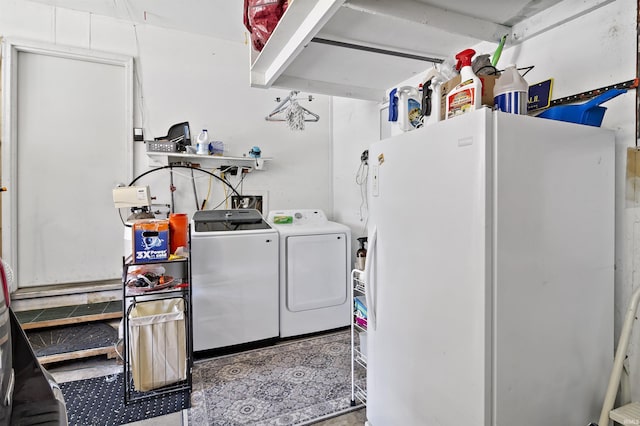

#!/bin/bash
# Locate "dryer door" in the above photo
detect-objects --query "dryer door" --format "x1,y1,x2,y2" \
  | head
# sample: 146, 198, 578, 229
286, 233, 347, 312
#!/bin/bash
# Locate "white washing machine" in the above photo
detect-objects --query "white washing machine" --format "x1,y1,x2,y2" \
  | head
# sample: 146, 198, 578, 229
191, 209, 279, 352
267, 209, 351, 338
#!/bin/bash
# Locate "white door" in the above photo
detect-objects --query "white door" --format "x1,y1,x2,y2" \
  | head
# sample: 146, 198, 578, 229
286, 233, 347, 312
2, 40, 133, 288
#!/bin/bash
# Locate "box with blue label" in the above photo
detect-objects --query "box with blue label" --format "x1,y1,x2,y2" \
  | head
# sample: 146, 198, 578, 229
132, 219, 169, 263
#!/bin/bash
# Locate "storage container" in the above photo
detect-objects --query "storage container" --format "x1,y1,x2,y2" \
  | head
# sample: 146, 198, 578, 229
128, 298, 187, 391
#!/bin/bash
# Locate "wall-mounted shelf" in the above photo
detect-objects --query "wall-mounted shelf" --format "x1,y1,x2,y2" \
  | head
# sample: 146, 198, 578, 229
146, 152, 271, 170
249, 0, 611, 102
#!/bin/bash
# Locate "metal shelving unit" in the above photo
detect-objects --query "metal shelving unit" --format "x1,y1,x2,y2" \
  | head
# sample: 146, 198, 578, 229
121, 241, 193, 405
351, 268, 367, 406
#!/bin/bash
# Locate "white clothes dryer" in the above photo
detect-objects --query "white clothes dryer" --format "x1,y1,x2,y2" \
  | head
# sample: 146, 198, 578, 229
267, 209, 351, 338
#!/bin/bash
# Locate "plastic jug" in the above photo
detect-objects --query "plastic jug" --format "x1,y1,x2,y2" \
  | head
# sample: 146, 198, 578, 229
397, 86, 422, 131
196, 129, 209, 155
494, 65, 528, 114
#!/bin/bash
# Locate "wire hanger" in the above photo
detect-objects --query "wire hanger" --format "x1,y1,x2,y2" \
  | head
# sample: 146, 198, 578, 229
265, 91, 320, 122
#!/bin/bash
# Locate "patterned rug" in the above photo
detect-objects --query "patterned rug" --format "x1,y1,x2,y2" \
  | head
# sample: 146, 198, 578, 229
188, 329, 362, 425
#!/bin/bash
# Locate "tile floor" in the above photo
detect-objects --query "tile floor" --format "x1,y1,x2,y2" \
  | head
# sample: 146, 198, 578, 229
48, 354, 367, 425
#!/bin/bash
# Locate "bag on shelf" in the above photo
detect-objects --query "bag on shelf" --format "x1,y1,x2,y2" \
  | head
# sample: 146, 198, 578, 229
243, 0, 289, 52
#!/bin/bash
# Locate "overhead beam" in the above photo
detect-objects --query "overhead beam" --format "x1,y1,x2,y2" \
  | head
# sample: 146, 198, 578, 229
343, 0, 510, 43
311, 38, 444, 63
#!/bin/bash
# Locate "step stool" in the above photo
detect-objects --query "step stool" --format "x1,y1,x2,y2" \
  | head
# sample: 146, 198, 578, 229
595, 286, 640, 426
610, 402, 640, 425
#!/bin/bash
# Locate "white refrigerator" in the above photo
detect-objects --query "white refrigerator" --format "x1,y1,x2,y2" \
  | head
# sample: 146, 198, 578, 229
364, 108, 614, 426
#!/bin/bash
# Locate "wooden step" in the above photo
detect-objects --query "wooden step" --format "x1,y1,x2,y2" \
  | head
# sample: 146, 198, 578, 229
25, 319, 121, 365
16, 301, 122, 330
37, 344, 120, 365
610, 402, 640, 424
11, 280, 121, 313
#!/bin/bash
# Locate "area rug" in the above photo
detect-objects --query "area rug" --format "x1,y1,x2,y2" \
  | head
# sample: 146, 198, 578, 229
188, 329, 363, 425
60, 373, 189, 426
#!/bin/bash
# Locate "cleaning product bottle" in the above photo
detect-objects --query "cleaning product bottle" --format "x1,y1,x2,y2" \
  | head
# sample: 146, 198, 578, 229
420, 65, 446, 126
196, 129, 209, 155
431, 73, 445, 123
355, 237, 367, 270
493, 65, 529, 115
445, 49, 482, 119
397, 86, 422, 131
388, 88, 398, 123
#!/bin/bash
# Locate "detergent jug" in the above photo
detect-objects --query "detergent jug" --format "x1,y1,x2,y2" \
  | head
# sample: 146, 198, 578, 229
494, 65, 529, 115
397, 86, 422, 131
196, 129, 209, 155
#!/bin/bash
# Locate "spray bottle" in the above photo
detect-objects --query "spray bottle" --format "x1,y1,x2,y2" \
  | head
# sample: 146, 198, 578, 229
355, 237, 367, 270
445, 49, 482, 119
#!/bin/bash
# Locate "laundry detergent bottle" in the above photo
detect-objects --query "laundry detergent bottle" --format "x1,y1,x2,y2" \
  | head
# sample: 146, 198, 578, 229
196, 129, 209, 155
397, 86, 422, 131
494, 64, 528, 115
445, 49, 482, 119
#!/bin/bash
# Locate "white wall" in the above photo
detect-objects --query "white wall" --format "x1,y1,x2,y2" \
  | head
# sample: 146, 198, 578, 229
484, 0, 639, 404
331, 0, 640, 404
332, 97, 380, 263
0, 0, 334, 224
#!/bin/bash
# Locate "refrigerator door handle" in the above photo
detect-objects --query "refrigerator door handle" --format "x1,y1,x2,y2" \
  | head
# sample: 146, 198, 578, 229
364, 226, 377, 330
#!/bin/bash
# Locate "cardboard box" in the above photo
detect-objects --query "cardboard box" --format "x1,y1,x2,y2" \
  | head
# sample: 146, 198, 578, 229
132, 219, 170, 263
440, 74, 498, 121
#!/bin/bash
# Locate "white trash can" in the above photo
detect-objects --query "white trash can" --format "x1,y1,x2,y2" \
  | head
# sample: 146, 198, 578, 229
128, 298, 187, 391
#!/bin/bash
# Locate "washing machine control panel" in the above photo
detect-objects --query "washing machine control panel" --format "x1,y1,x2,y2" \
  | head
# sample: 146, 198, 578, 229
268, 209, 327, 225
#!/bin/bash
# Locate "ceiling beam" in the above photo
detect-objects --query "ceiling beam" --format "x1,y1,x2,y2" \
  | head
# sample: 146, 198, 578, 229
311, 38, 444, 63
343, 0, 511, 43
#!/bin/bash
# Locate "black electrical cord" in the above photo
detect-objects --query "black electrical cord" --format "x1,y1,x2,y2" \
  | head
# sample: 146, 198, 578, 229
127, 164, 241, 198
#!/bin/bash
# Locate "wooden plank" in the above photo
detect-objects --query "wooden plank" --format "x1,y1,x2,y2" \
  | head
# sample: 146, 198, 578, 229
37, 345, 118, 365
20, 311, 122, 330
627, 147, 640, 207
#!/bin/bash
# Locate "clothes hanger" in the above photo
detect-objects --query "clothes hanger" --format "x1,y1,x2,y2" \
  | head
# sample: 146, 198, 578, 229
265, 91, 320, 122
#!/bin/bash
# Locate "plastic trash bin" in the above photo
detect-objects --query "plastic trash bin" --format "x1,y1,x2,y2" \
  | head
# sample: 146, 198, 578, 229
128, 298, 186, 391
